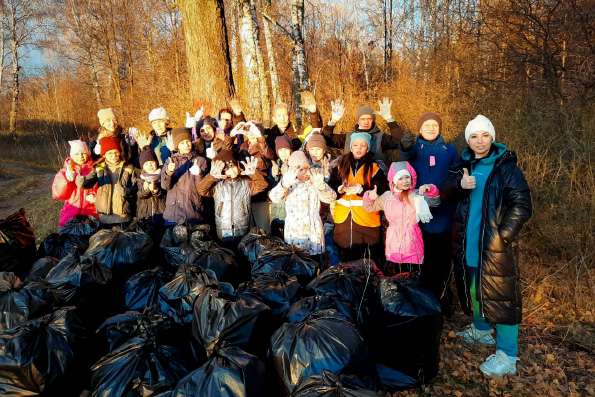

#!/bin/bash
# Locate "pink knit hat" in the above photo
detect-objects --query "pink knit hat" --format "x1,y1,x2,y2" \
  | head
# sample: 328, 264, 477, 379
68, 140, 90, 157
288, 150, 309, 168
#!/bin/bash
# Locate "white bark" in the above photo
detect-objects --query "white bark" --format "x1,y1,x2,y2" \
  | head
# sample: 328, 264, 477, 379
261, 0, 280, 105
290, 0, 309, 128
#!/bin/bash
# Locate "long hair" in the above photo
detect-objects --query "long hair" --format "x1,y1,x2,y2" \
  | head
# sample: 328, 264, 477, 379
337, 152, 375, 190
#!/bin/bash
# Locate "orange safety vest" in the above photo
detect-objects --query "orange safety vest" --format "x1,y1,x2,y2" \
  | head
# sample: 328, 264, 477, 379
333, 162, 381, 227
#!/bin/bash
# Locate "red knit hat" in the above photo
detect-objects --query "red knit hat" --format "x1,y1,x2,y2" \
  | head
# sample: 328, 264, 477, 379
99, 136, 121, 156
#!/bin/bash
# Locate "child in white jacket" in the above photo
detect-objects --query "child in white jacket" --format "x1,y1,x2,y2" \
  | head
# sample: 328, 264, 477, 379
269, 151, 336, 257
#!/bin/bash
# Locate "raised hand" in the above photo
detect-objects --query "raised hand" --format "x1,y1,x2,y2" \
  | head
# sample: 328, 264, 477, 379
228, 97, 243, 115
310, 167, 326, 189
240, 156, 259, 176
366, 185, 378, 201
189, 159, 201, 176
377, 97, 393, 121
418, 184, 433, 195
460, 168, 476, 189
136, 132, 152, 149
194, 106, 205, 122
271, 161, 280, 178
230, 122, 246, 137
300, 90, 317, 113
185, 112, 196, 128
210, 160, 226, 179
245, 122, 262, 139
330, 99, 345, 124
282, 167, 298, 188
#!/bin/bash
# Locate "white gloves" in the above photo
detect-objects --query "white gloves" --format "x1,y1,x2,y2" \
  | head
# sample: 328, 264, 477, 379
414, 195, 433, 224
377, 97, 394, 122
240, 156, 259, 176
189, 159, 201, 176
282, 168, 298, 188
329, 99, 345, 125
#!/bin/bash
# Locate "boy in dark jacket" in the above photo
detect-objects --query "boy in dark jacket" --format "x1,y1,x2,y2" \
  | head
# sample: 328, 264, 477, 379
196, 149, 267, 246
77, 136, 136, 228
445, 115, 532, 377
136, 147, 166, 226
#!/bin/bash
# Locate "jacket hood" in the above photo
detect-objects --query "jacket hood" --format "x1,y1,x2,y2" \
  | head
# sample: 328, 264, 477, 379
417, 134, 446, 146
387, 161, 417, 192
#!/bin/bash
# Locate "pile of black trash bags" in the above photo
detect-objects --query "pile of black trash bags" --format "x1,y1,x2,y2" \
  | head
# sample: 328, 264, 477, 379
0, 209, 443, 396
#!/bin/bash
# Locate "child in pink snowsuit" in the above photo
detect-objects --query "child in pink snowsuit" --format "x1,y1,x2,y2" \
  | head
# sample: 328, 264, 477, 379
52, 140, 98, 226
363, 161, 439, 276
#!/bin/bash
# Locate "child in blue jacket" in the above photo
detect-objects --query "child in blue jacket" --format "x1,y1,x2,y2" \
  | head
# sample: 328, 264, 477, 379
400, 112, 459, 314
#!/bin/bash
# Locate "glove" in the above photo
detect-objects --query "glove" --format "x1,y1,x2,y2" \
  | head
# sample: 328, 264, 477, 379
64, 161, 75, 182
94, 143, 101, 155
309, 168, 326, 190
230, 122, 246, 137
414, 195, 433, 224
246, 122, 262, 139
206, 146, 216, 159
344, 184, 363, 195
185, 112, 196, 129
329, 99, 345, 125
240, 156, 259, 176
377, 97, 394, 122
85, 194, 96, 204
210, 160, 226, 179
189, 159, 201, 176
281, 168, 297, 188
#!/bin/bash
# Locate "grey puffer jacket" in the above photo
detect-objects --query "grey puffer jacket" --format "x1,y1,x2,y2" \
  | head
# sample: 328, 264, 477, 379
160, 152, 208, 225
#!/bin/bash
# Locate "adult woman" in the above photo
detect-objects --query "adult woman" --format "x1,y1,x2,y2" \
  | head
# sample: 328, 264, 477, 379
446, 115, 532, 376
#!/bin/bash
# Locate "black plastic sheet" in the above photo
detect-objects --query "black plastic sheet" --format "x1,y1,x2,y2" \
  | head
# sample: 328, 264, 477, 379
238, 271, 301, 318
192, 284, 271, 357
270, 310, 367, 395
171, 346, 266, 397
0, 307, 85, 395
158, 265, 218, 324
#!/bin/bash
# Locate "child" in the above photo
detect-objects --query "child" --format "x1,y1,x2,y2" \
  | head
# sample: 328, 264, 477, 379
136, 147, 166, 226
90, 107, 138, 166
144, 106, 173, 166
52, 140, 98, 227
363, 161, 439, 277
400, 112, 459, 313
446, 115, 532, 376
269, 135, 292, 238
161, 128, 208, 226
196, 150, 267, 244
269, 151, 336, 257
329, 132, 387, 262
77, 136, 136, 228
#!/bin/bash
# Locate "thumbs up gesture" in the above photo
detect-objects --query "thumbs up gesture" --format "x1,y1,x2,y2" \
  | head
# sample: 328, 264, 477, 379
460, 168, 476, 189
166, 160, 176, 174
366, 185, 378, 201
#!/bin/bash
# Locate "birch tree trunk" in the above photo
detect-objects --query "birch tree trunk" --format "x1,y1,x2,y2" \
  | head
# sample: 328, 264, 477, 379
290, 0, 309, 128
261, 0, 281, 105
8, 2, 19, 135
178, 0, 235, 110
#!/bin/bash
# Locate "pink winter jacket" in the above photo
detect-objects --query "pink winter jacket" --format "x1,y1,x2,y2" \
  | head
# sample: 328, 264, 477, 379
363, 161, 438, 264
52, 158, 98, 226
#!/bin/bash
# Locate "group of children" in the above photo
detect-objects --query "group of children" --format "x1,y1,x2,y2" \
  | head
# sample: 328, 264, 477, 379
51, 97, 532, 378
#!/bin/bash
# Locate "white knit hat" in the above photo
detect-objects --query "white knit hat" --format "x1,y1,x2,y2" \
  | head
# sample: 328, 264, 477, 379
465, 114, 495, 143
148, 107, 169, 122
97, 108, 116, 124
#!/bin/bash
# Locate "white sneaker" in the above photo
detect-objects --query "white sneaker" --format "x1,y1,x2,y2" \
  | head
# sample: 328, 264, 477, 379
480, 350, 518, 376
456, 323, 496, 345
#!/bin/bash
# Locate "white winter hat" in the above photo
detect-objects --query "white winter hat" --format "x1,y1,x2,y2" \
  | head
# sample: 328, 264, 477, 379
148, 107, 169, 122
465, 114, 495, 143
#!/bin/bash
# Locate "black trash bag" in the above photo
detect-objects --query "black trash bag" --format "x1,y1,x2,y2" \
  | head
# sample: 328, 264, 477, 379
171, 346, 266, 397
270, 310, 368, 395
374, 364, 417, 392
90, 334, 197, 397
238, 271, 301, 318
306, 260, 381, 325
286, 294, 356, 324
192, 243, 240, 284
125, 268, 171, 312
292, 370, 380, 397
370, 277, 442, 383
26, 256, 60, 282
45, 253, 112, 306
251, 250, 318, 285
0, 209, 36, 275
192, 284, 271, 357
59, 215, 100, 238
237, 228, 287, 264
160, 224, 212, 268
0, 307, 85, 396
0, 272, 52, 331
37, 232, 89, 259
158, 265, 218, 324
97, 311, 183, 353
84, 228, 153, 276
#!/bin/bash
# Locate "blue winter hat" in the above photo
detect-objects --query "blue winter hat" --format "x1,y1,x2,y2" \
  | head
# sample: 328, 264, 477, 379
350, 132, 371, 149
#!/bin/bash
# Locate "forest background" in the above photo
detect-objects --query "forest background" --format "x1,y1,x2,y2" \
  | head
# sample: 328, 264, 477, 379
0, 0, 592, 395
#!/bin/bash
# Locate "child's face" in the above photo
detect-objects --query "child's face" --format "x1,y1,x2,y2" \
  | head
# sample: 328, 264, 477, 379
277, 148, 291, 163
71, 151, 88, 165
394, 175, 412, 190
419, 119, 440, 141
225, 165, 239, 179
351, 140, 368, 159
143, 160, 157, 173
308, 147, 324, 162
101, 117, 117, 132
219, 112, 232, 130
151, 119, 167, 135
468, 131, 493, 158
105, 149, 121, 164
297, 165, 310, 182
178, 139, 192, 155
200, 125, 215, 141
